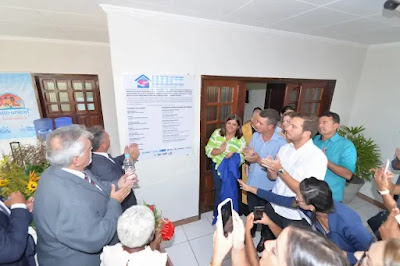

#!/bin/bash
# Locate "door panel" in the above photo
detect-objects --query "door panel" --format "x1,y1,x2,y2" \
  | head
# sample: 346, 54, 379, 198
34, 74, 104, 128
200, 79, 246, 213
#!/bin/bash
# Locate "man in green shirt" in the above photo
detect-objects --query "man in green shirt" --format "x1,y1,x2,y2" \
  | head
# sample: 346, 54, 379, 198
313, 111, 357, 201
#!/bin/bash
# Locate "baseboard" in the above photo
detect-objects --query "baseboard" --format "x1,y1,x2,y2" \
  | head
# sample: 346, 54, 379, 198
357, 192, 385, 209
173, 215, 200, 226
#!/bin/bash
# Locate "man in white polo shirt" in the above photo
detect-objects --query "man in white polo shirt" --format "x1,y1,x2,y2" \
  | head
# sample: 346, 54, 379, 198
260, 113, 327, 248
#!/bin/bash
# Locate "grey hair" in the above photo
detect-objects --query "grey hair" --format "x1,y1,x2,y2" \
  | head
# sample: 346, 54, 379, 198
46, 125, 93, 167
87, 126, 106, 152
117, 206, 155, 248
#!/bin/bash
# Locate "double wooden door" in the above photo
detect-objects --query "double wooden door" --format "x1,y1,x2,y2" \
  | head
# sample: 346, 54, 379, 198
200, 79, 246, 213
266, 81, 335, 116
34, 74, 104, 128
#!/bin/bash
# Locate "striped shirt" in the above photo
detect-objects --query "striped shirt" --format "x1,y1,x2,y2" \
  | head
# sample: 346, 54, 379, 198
205, 129, 246, 174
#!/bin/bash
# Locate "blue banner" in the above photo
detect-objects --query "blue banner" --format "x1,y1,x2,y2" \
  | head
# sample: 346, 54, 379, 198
0, 73, 41, 139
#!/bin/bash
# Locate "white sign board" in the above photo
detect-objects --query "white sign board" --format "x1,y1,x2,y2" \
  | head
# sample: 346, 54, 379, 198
123, 74, 194, 159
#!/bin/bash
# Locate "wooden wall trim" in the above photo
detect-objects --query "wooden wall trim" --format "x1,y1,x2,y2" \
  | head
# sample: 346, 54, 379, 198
357, 192, 385, 209
173, 215, 200, 227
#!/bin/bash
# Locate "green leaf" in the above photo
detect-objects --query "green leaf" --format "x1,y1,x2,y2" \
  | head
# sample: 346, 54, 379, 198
338, 126, 381, 181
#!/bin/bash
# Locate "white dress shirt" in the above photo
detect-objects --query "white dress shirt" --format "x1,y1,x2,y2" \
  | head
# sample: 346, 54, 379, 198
271, 139, 327, 220
93, 152, 116, 164
0, 200, 26, 216
62, 168, 102, 191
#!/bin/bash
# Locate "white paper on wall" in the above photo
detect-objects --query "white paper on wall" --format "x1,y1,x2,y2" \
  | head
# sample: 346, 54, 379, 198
122, 74, 194, 159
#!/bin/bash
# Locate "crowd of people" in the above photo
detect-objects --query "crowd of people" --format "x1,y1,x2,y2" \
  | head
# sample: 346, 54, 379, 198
1, 106, 400, 266
206, 106, 400, 266
0, 125, 170, 266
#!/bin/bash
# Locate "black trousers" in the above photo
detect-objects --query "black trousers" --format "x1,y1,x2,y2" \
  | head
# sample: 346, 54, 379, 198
247, 193, 275, 238
264, 201, 310, 229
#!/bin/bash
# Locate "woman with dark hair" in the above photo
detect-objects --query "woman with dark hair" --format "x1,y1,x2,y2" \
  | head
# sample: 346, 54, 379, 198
239, 177, 374, 265
262, 226, 349, 266
205, 114, 246, 218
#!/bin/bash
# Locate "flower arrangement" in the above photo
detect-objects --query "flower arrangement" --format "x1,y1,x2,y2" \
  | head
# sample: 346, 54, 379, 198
144, 202, 175, 241
0, 142, 48, 199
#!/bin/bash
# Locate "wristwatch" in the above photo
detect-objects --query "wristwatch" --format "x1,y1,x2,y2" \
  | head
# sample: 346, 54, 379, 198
277, 168, 285, 176
378, 189, 390, 195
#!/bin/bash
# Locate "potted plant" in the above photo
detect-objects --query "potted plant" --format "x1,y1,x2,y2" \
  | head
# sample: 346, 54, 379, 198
338, 126, 381, 203
0, 141, 48, 199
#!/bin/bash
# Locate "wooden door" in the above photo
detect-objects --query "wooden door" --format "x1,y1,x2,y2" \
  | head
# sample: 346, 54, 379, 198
200, 79, 246, 213
264, 83, 285, 110
298, 82, 335, 115
34, 74, 104, 128
283, 83, 301, 110
283, 82, 335, 116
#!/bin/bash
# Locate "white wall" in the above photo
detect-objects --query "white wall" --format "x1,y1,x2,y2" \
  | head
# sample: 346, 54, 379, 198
244, 83, 267, 122
103, 5, 368, 221
0, 37, 120, 155
349, 43, 400, 201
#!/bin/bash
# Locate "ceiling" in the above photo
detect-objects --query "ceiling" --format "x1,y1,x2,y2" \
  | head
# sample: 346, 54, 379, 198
1, 0, 400, 45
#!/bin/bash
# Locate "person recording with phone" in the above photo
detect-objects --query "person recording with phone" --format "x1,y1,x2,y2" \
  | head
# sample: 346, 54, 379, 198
210, 202, 248, 266
244, 214, 349, 266
238, 177, 373, 265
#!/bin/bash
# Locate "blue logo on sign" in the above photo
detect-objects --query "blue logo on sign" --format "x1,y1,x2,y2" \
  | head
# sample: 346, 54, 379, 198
135, 75, 150, 88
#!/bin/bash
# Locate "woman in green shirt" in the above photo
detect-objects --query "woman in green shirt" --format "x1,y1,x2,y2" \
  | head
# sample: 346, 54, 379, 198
205, 114, 247, 217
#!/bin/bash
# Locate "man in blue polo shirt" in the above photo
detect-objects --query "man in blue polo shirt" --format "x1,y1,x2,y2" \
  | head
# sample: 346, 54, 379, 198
313, 111, 357, 201
243, 108, 286, 250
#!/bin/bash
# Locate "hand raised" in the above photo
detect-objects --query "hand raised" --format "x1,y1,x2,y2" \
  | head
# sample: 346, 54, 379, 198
212, 215, 233, 261
26, 197, 34, 213
110, 184, 133, 203
118, 173, 138, 188
225, 151, 234, 159
261, 155, 282, 172
254, 212, 271, 226
231, 211, 245, 249
237, 179, 250, 192
245, 212, 255, 233
219, 142, 227, 153
374, 167, 393, 191
128, 143, 140, 161
379, 208, 400, 240
4, 191, 26, 207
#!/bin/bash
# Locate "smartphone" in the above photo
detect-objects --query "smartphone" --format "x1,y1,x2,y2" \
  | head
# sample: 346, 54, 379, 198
254, 206, 265, 221
384, 159, 390, 174
217, 198, 233, 237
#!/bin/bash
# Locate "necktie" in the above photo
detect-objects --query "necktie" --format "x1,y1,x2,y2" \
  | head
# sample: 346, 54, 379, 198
83, 172, 97, 187
107, 154, 116, 164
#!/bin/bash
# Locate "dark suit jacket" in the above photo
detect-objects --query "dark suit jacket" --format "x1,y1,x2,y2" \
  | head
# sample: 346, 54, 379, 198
87, 153, 137, 210
33, 167, 122, 266
0, 207, 36, 266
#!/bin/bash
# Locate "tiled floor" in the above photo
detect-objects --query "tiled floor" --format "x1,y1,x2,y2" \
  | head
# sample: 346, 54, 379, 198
163, 196, 382, 266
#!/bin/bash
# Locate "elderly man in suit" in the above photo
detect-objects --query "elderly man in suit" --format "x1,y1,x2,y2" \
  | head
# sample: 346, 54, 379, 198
0, 192, 35, 266
87, 126, 139, 210
33, 125, 135, 266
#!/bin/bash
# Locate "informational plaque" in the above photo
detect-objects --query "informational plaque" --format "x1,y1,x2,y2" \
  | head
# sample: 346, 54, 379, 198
123, 74, 194, 159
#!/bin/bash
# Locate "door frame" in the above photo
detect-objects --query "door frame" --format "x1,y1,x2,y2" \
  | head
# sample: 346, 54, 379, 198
199, 75, 336, 215
32, 73, 104, 128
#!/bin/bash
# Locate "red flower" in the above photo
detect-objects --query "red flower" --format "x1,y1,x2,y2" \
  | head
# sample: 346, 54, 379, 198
149, 205, 155, 212
161, 219, 175, 241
